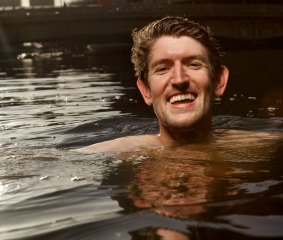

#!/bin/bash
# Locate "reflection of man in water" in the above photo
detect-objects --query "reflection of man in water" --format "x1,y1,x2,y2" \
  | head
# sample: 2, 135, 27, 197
79, 16, 229, 153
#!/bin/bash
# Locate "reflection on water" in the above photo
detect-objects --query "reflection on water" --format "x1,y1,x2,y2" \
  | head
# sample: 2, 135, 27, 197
101, 128, 283, 239
0, 50, 283, 239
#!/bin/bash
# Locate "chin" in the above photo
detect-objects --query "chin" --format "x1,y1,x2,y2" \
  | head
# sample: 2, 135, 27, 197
169, 114, 210, 130
167, 118, 198, 130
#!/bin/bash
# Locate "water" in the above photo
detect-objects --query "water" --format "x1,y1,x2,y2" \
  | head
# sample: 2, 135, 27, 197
0, 49, 283, 240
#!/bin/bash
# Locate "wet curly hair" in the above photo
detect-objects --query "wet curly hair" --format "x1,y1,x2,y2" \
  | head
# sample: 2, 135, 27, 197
131, 16, 223, 85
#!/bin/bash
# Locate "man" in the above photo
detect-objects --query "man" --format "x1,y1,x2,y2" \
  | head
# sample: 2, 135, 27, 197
78, 16, 229, 153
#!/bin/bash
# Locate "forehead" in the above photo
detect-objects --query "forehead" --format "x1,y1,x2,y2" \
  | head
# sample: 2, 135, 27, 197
149, 36, 208, 64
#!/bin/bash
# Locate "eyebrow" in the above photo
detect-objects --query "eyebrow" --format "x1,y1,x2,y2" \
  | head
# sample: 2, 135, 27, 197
150, 54, 208, 69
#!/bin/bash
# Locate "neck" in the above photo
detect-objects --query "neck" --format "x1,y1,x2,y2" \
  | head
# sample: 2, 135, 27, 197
158, 120, 213, 147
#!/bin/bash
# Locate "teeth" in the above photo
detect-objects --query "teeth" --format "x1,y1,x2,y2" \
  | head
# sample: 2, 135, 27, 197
169, 93, 196, 104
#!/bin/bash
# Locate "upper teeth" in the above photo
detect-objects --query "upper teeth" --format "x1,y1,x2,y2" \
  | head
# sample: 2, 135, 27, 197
169, 93, 196, 104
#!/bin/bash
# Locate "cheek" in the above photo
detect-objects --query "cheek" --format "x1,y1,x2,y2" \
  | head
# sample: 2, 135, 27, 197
194, 74, 213, 93
196, 80, 215, 105
149, 78, 165, 97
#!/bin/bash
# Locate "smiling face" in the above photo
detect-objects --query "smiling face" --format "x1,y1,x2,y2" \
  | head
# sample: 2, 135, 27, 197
137, 36, 228, 145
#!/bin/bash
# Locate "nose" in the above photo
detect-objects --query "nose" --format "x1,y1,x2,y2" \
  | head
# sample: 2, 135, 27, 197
171, 62, 189, 90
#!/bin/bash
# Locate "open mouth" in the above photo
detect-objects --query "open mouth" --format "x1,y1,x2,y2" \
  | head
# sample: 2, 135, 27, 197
169, 93, 196, 104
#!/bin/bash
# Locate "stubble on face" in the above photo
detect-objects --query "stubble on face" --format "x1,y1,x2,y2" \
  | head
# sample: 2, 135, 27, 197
146, 36, 215, 143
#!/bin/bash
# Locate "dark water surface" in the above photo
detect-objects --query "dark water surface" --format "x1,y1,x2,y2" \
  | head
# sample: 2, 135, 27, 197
0, 49, 283, 240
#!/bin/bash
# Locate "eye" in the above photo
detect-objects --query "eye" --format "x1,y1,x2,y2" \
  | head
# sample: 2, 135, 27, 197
187, 61, 203, 69
155, 66, 170, 74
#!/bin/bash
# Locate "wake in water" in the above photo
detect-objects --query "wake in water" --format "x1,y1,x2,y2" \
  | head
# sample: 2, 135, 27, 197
56, 115, 283, 149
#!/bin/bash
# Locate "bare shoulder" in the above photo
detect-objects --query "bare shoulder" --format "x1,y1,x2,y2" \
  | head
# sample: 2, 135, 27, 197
76, 134, 161, 153
215, 129, 283, 145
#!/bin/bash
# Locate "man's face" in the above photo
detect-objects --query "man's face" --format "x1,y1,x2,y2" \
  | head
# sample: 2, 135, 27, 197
138, 36, 218, 134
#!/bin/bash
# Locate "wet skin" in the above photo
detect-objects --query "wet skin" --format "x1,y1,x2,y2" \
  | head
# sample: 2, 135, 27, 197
78, 36, 228, 153
137, 36, 228, 146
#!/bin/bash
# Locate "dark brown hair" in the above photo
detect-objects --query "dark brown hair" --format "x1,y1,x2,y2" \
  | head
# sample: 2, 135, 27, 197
131, 16, 223, 84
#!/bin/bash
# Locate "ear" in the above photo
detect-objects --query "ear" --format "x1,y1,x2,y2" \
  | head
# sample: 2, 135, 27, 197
137, 79, 152, 106
214, 66, 229, 97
